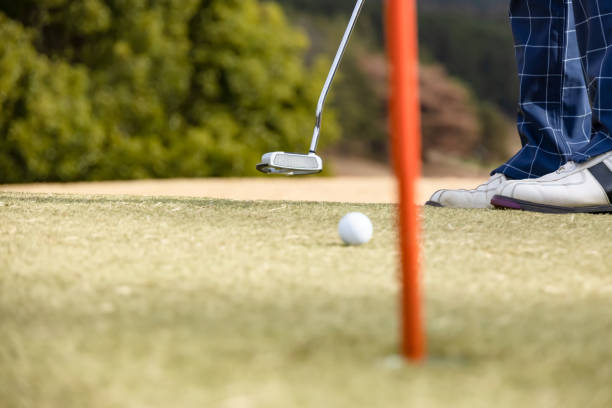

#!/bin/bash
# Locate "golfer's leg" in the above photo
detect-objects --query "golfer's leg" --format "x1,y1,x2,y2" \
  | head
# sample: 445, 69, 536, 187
490, 0, 612, 213
493, 0, 571, 180
426, 0, 572, 208
570, 0, 612, 160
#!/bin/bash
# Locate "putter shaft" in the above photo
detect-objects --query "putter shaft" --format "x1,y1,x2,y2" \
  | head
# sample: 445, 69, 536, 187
309, 0, 366, 154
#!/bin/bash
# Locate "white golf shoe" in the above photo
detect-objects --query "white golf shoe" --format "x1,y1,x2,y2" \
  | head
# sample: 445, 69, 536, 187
426, 173, 508, 209
492, 152, 612, 214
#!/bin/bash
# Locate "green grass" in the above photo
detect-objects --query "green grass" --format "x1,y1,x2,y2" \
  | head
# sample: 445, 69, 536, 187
2, 192, 612, 408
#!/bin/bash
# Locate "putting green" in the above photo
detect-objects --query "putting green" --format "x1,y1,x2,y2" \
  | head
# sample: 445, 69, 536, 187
1, 193, 611, 407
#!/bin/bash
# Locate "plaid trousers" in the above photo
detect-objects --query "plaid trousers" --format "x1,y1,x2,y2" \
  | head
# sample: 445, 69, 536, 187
494, 0, 612, 179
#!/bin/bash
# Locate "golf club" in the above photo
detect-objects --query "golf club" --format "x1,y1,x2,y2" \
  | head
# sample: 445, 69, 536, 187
256, 0, 365, 175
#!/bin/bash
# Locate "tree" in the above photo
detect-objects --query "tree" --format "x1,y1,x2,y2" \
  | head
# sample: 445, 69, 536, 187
0, 0, 338, 182
0, 13, 104, 182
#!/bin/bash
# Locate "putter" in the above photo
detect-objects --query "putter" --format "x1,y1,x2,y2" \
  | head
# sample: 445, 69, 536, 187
256, 0, 365, 175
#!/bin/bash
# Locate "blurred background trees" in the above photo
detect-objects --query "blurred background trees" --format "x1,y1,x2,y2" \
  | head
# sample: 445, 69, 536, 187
0, 0, 518, 182
279, 0, 517, 173
0, 0, 336, 182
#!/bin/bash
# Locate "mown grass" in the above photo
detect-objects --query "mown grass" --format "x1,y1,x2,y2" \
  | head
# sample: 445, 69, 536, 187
1, 192, 612, 408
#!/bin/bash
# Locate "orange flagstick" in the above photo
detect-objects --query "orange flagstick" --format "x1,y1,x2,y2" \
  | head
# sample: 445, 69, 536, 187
386, 0, 425, 361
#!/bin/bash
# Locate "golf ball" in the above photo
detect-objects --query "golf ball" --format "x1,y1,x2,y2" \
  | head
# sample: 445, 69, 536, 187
338, 212, 373, 246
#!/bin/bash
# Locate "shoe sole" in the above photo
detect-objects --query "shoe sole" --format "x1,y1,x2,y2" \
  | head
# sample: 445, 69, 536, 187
491, 195, 612, 214
425, 201, 443, 208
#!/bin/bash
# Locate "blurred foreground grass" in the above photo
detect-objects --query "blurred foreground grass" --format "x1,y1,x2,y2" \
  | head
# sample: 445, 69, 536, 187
1, 193, 612, 408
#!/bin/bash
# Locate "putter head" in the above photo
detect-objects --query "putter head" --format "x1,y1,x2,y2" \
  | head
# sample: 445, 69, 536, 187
256, 152, 323, 175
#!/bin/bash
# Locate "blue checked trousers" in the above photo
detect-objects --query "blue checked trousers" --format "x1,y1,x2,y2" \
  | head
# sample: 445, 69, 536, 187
494, 0, 612, 179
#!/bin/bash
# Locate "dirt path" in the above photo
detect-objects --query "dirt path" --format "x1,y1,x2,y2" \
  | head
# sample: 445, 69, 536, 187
0, 177, 486, 204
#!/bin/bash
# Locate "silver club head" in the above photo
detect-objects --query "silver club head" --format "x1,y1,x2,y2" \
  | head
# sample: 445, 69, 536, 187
256, 152, 323, 176
255, 0, 364, 177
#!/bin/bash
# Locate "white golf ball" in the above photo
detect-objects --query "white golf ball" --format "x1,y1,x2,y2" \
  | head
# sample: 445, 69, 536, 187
338, 212, 373, 246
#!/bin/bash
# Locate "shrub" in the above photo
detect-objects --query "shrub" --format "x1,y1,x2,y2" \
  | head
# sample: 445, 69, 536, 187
0, 0, 338, 182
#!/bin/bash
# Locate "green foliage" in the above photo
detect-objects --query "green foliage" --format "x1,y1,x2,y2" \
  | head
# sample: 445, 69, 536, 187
279, 0, 517, 115
183, 0, 336, 176
0, 0, 337, 182
278, 1, 515, 166
0, 15, 104, 182
418, 12, 517, 114
279, 0, 385, 44
330, 53, 388, 159
278, 0, 508, 14
419, 0, 507, 14
477, 102, 513, 162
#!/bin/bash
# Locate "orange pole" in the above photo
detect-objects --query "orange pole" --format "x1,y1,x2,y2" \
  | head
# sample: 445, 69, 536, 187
386, 0, 425, 360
